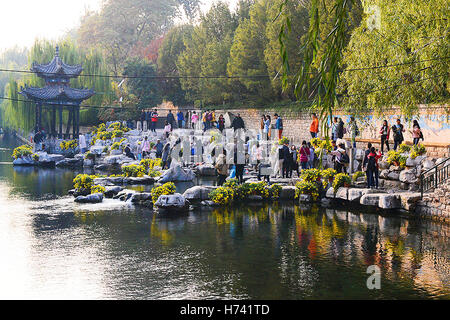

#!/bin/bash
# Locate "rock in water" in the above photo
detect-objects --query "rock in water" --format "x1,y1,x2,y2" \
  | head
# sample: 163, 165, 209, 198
195, 164, 216, 176
74, 193, 104, 203
13, 156, 35, 166
104, 186, 124, 198
154, 193, 189, 212
159, 164, 195, 183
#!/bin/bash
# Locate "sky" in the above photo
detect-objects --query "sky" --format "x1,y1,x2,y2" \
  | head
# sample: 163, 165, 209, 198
0, 0, 239, 51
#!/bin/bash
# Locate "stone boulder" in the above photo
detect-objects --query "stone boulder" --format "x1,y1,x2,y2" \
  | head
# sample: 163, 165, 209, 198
104, 186, 124, 198
326, 187, 336, 198
195, 164, 216, 176
123, 176, 155, 185
387, 171, 400, 181
399, 192, 421, 211
110, 149, 122, 156
13, 156, 35, 166
83, 159, 95, 167
335, 187, 349, 200
379, 161, 390, 170
280, 186, 296, 200
56, 157, 83, 168
406, 155, 426, 167
159, 164, 195, 183
298, 194, 312, 203
129, 192, 152, 205
360, 193, 382, 206
380, 169, 389, 179
378, 194, 401, 209
74, 193, 104, 203
73, 188, 91, 197
422, 160, 435, 171
399, 169, 418, 184
183, 186, 218, 202
114, 189, 136, 201
90, 146, 105, 155
347, 188, 383, 202
154, 193, 189, 212
48, 154, 64, 163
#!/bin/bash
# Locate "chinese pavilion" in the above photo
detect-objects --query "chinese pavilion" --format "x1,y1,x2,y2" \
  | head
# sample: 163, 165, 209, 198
19, 46, 95, 139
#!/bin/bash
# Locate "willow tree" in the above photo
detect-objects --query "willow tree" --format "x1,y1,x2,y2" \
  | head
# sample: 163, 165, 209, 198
340, 0, 450, 117
0, 39, 113, 133
279, 0, 362, 137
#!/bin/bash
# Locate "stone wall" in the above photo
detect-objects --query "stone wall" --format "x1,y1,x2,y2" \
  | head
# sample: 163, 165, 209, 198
415, 183, 450, 223
207, 104, 449, 158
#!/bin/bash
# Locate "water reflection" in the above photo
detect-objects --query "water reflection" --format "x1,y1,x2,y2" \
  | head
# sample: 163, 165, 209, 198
0, 134, 449, 299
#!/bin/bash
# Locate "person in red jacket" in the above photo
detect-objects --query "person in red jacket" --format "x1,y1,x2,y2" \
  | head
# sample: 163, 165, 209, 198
310, 113, 319, 138
367, 147, 382, 189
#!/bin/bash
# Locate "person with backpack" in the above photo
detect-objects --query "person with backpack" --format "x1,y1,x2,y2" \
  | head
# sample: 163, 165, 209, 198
392, 118, 405, 150
348, 116, 359, 148
331, 143, 349, 173
274, 113, 283, 140
217, 114, 225, 132
215, 149, 228, 186
366, 147, 382, 189
298, 140, 310, 171
379, 120, 390, 154
411, 120, 423, 145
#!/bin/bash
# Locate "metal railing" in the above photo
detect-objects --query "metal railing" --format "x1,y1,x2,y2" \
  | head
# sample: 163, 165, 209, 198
420, 156, 450, 198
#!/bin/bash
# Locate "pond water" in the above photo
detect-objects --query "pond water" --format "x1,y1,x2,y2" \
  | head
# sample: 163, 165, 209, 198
0, 134, 449, 299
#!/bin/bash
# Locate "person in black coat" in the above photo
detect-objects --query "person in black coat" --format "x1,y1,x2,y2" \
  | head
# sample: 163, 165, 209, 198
167, 110, 175, 131
336, 118, 344, 139
231, 113, 245, 131
281, 142, 292, 178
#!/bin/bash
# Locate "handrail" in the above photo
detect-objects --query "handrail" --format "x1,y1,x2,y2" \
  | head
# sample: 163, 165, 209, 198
421, 156, 450, 175
420, 156, 450, 198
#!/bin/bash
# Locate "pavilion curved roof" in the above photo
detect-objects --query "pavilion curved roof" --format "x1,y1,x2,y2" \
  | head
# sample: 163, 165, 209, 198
31, 47, 83, 79
20, 85, 95, 102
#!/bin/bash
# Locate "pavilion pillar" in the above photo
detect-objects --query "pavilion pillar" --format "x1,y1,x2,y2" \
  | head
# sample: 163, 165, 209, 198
58, 105, 63, 139
72, 106, 76, 139
75, 105, 80, 138
37, 102, 42, 132
52, 106, 56, 137
35, 103, 39, 133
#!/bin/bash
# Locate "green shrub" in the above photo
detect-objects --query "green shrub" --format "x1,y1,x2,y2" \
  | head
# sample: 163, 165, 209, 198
122, 164, 146, 177
398, 143, 411, 153
91, 185, 106, 194
295, 180, 319, 200
84, 151, 95, 160
352, 171, 366, 181
332, 173, 352, 193
140, 158, 162, 171
73, 174, 97, 191
300, 169, 322, 182
278, 136, 289, 145
410, 143, 426, 159
269, 184, 282, 199
223, 178, 239, 189
60, 140, 78, 151
151, 182, 176, 203
209, 187, 234, 205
